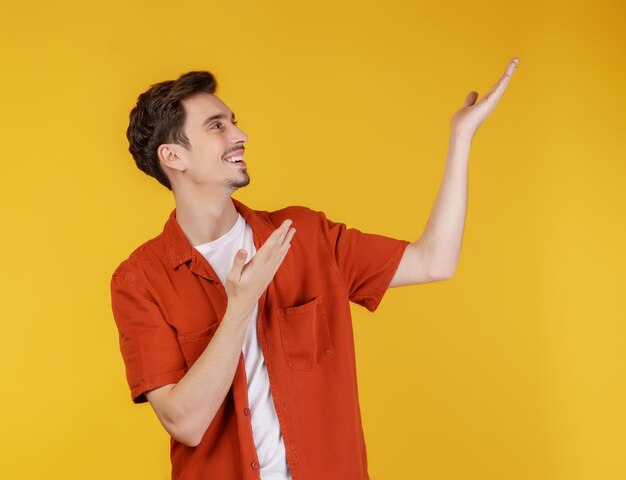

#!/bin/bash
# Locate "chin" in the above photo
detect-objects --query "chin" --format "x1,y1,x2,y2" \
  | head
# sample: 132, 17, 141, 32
226, 175, 250, 189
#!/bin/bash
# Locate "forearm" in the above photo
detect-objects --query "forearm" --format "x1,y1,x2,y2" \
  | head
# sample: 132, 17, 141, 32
143, 222, 295, 447
158, 303, 254, 446
420, 134, 471, 278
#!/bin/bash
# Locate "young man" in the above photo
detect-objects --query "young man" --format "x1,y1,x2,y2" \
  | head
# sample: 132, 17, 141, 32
111, 59, 518, 480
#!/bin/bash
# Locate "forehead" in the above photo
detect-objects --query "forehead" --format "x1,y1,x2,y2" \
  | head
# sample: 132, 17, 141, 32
181, 93, 232, 129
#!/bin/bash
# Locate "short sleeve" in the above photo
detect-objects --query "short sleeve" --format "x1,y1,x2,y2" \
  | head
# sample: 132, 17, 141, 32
110, 273, 187, 404
318, 211, 410, 312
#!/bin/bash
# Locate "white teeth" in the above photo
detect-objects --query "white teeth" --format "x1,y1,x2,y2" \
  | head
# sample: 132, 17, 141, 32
226, 155, 244, 163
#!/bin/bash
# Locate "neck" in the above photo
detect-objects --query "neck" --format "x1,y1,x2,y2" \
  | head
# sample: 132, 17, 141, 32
172, 186, 239, 247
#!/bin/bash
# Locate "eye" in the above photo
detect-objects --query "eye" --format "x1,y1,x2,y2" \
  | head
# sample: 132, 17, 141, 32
211, 121, 223, 129
232, 120, 238, 126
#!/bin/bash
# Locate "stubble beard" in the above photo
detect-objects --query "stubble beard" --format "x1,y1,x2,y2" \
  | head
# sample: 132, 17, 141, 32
223, 170, 250, 190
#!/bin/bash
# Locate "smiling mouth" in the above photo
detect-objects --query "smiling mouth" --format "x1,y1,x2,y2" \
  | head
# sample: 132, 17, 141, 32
223, 146, 245, 164
223, 155, 247, 169
225, 154, 244, 163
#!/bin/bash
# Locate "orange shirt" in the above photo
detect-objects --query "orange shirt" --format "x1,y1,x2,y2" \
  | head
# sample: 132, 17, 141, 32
110, 198, 410, 479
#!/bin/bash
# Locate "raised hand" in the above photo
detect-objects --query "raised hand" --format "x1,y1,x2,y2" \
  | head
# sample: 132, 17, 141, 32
224, 219, 296, 315
450, 57, 519, 142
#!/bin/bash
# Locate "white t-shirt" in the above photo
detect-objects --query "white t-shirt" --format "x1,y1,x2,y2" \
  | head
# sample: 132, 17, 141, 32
194, 213, 291, 480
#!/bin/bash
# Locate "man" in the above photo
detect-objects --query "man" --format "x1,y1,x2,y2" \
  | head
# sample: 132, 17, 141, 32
110, 58, 519, 479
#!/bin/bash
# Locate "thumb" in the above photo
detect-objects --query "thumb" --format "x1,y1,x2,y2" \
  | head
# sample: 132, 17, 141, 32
464, 91, 479, 107
229, 249, 248, 280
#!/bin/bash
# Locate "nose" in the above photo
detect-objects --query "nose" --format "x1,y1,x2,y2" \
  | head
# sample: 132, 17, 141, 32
231, 123, 248, 144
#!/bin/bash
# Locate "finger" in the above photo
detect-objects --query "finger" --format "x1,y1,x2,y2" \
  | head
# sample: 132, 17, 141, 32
268, 228, 296, 269
250, 220, 293, 265
484, 58, 519, 103
500, 57, 519, 83
281, 226, 296, 248
270, 228, 295, 264
228, 249, 248, 282
271, 219, 293, 241
278, 219, 293, 238
264, 219, 293, 251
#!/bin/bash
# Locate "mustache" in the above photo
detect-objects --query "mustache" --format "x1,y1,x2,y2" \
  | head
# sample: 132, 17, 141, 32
222, 145, 245, 158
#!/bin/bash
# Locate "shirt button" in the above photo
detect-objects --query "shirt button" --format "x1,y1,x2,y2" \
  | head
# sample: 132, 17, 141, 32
244, 407, 251, 416
251, 460, 259, 469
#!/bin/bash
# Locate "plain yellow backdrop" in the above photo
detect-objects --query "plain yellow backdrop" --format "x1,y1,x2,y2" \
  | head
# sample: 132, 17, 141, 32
1, 0, 625, 478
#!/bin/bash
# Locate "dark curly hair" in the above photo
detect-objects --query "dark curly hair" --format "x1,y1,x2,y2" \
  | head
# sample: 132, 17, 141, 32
126, 71, 218, 190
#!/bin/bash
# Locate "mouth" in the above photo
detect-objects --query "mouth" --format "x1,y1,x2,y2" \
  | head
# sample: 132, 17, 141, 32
223, 149, 247, 168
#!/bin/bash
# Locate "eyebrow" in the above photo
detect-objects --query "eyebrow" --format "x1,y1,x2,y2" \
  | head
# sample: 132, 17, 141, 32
202, 112, 236, 126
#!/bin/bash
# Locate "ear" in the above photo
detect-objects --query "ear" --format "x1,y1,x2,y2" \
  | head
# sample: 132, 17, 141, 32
157, 143, 187, 173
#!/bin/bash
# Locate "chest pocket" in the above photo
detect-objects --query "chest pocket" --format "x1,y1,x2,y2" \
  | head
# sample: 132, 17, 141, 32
177, 324, 219, 368
276, 295, 334, 372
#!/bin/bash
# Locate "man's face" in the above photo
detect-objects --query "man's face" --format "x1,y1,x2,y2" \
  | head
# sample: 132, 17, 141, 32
177, 92, 249, 191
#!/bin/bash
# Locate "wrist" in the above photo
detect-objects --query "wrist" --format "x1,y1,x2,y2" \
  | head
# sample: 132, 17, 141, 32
450, 130, 474, 146
225, 300, 255, 323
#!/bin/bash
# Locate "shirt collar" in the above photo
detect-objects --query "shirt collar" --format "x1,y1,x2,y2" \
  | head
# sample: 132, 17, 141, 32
163, 198, 275, 278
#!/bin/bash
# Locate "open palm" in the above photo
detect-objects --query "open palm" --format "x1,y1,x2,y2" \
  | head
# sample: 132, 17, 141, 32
450, 57, 519, 142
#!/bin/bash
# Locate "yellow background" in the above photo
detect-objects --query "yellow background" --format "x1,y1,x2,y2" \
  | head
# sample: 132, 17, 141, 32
2, 0, 625, 478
